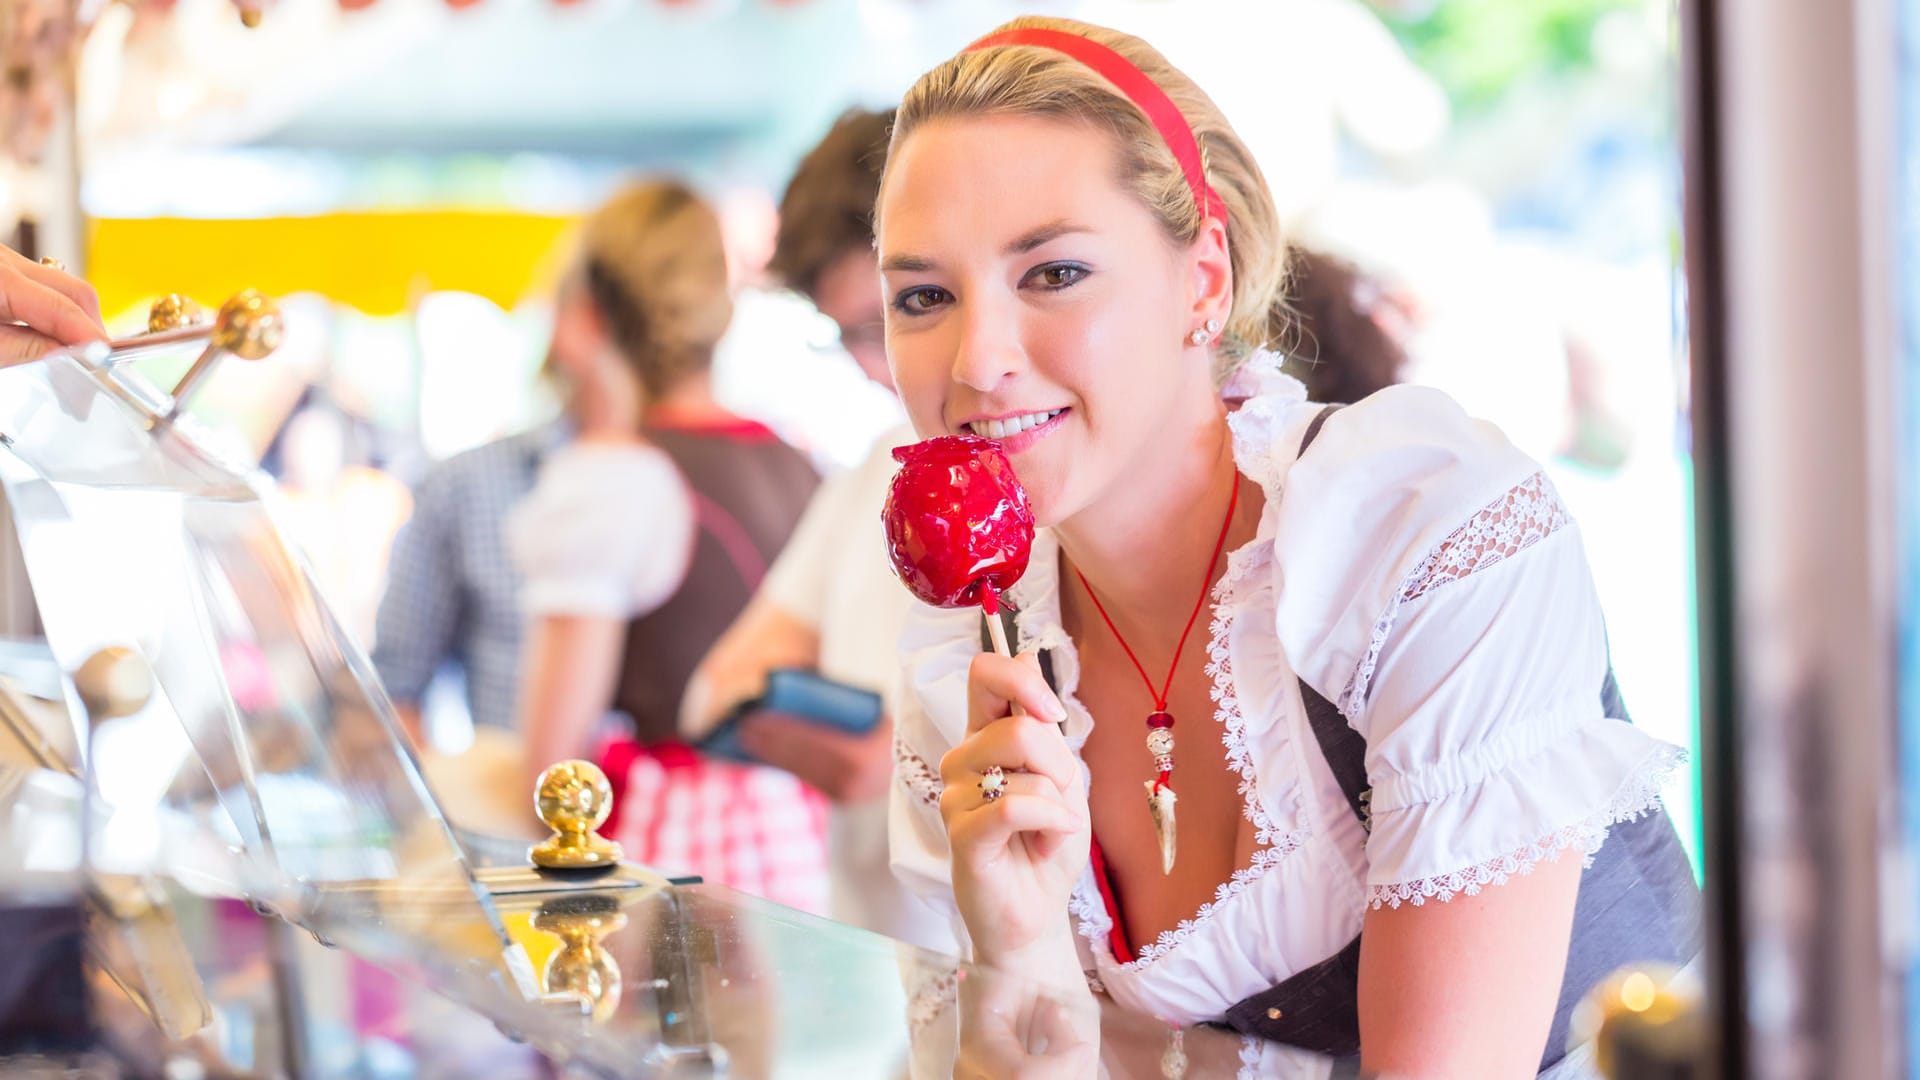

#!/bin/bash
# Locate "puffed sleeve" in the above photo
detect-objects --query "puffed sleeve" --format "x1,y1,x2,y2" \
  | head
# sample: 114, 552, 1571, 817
1270, 386, 1684, 908
886, 600, 982, 955
505, 441, 696, 619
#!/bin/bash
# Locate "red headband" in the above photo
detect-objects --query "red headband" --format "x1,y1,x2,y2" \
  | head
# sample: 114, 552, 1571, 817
966, 27, 1227, 226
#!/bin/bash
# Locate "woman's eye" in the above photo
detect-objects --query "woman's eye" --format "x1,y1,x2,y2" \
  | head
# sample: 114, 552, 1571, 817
1030, 263, 1088, 289
893, 286, 950, 314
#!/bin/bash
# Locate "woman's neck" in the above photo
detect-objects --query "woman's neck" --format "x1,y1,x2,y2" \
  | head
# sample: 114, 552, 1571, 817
1053, 405, 1255, 640
643, 373, 731, 423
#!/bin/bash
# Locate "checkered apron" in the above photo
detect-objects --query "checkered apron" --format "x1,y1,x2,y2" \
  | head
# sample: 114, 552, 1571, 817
598, 738, 830, 915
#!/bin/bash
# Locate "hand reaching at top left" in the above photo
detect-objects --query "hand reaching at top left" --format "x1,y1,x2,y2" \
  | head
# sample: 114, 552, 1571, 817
1, 245, 105, 365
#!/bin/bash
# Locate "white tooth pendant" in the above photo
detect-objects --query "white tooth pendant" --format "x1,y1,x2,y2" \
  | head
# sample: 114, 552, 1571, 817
1146, 711, 1177, 873
1146, 782, 1177, 875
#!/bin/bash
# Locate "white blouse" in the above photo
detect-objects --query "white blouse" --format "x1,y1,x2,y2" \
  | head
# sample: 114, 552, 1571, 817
888, 379, 1683, 1072
505, 441, 696, 620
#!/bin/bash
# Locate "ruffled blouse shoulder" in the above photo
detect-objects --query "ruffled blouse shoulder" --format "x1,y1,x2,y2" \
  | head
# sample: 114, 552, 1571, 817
506, 440, 696, 619
1233, 384, 1682, 908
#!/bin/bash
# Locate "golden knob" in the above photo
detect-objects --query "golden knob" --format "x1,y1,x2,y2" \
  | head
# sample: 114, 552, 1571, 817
529, 760, 624, 870
534, 898, 626, 1023
73, 646, 154, 721
147, 294, 208, 333
210, 289, 284, 361
238, 4, 261, 27
1575, 965, 1700, 1078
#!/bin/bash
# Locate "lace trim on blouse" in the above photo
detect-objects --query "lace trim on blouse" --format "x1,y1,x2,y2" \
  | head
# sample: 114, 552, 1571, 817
895, 741, 943, 806
1366, 740, 1685, 909
1068, 544, 1309, 971
1237, 1036, 1268, 1080
1339, 470, 1572, 718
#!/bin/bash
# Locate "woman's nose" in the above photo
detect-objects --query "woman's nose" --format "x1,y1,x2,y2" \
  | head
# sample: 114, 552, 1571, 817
950, 296, 1025, 392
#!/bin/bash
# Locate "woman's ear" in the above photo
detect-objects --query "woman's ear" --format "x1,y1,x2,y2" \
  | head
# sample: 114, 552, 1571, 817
550, 286, 611, 370
1187, 216, 1233, 337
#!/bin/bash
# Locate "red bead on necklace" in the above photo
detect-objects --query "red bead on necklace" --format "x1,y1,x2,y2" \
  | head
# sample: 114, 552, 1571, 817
1073, 470, 1241, 874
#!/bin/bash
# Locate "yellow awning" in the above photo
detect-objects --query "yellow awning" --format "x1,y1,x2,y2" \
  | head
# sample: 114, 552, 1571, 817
87, 210, 579, 319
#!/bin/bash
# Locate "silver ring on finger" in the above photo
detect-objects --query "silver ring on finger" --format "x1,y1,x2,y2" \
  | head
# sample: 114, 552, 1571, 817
978, 764, 1006, 802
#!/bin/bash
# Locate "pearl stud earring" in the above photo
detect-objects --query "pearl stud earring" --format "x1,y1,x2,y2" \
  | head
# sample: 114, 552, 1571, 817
1189, 328, 1208, 346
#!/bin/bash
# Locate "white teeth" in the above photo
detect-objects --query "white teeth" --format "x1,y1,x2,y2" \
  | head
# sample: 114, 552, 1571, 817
968, 409, 1061, 440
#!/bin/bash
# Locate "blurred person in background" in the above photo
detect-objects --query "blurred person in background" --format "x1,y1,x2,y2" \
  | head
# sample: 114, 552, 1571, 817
1271, 246, 1414, 404
271, 397, 413, 646
506, 178, 828, 912
371, 321, 577, 748
682, 109, 955, 949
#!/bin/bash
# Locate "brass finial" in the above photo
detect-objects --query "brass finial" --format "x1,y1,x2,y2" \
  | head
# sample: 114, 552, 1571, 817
529, 760, 624, 870
210, 289, 284, 361
534, 897, 626, 1022
147, 294, 208, 333
238, 4, 261, 27
156, 289, 284, 423
73, 646, 154, 721
1577, 965, 1700, 1078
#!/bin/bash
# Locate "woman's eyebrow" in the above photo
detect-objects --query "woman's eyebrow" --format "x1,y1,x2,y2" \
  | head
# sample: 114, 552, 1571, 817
1006, 220, 1090, 255
879, 253, 936, 273
879, 221, 1091, 274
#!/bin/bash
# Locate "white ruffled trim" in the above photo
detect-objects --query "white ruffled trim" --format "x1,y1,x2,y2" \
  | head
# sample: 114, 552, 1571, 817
1338, 599, 1400, 721
1206, 553, 1308, 855
1226, 395, 1289, 493
1123, 846, 1301, 967
1339, 470, 1572, 719
1072, 547, 1311, 972
1218, 348, 1305, 405
1068, 869, 1111, 946
1366, 741, 1685, 909
1237, 1036, 1266, 1080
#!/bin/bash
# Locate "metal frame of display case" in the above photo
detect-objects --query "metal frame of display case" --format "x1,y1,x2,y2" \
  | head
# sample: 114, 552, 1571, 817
1682, 1, 1913, 1076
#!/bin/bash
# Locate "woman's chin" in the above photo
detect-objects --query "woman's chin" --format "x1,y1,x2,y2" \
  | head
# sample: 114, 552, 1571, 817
1019, 481, 1072, 532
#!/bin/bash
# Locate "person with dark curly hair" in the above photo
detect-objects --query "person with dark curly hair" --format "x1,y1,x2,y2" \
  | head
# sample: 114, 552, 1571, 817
1271, 246, 1414, 404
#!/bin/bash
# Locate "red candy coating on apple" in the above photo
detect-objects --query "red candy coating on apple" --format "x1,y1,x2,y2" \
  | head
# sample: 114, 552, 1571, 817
882, 435, 1036, 610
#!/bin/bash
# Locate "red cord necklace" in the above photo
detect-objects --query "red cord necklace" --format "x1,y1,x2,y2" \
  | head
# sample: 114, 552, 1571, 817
1073, 469, 1240, 875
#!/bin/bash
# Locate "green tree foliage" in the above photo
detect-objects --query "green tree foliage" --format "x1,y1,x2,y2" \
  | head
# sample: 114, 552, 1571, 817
1375, 0, 1648, 113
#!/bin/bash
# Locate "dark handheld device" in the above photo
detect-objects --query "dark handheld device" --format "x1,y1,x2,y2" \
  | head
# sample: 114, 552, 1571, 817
697, 669, 884, 764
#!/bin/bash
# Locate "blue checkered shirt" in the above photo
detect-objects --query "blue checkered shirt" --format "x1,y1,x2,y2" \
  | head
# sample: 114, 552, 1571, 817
372, 420, 570, 730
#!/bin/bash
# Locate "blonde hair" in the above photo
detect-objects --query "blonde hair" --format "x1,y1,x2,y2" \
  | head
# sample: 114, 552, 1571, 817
576, 179, 733, 399
887, 16, 1286, 372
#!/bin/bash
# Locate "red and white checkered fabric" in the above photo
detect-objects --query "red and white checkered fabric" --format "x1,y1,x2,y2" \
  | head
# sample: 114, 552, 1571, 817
598, 740, 830, 915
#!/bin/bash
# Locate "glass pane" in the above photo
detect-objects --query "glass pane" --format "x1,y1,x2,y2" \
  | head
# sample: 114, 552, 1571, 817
0, 344, 509, 964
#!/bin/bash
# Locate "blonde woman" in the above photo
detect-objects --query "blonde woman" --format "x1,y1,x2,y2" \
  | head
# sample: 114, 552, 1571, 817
507, 179, 828, 912
881, 18, 1698, 1077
